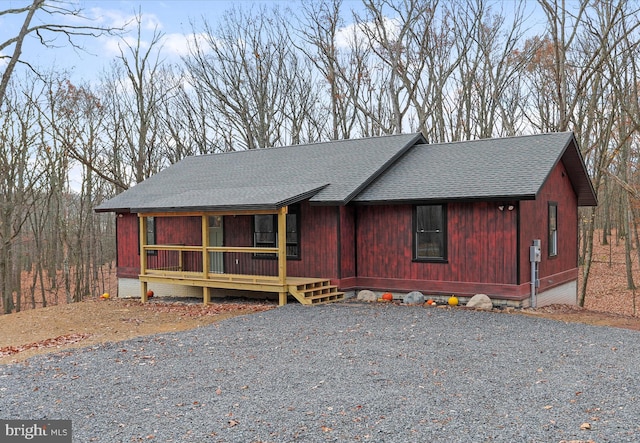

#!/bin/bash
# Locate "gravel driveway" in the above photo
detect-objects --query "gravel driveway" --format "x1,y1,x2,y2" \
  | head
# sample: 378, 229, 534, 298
1, 303, 639, 442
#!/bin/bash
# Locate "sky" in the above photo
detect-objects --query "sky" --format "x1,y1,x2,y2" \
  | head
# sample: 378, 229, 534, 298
1, 0, 546, 192
0, 0, 298, 82
1, 0, 546, 85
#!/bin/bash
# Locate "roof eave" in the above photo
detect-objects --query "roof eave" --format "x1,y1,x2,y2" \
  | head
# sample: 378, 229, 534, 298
561, 134, 598, 206
351, 194, 537, 205
107, 184, 329, 215
131, 204, 281, 214
95, 206, 130, 213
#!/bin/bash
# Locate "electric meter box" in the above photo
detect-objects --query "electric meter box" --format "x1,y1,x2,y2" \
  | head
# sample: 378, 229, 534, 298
529, 245, 541, 262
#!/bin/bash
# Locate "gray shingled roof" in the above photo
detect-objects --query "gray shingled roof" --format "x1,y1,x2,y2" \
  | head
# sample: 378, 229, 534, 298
95, 131, 596, 213
353, 132, 597, 206
95, 133, 424, 213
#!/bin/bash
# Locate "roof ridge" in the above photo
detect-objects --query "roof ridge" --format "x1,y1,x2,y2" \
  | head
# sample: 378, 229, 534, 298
192, 132, 424, 159
418, 132, 573, 149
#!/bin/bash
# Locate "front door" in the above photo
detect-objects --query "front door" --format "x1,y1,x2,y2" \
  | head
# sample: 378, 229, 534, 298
208, 216, 224, 273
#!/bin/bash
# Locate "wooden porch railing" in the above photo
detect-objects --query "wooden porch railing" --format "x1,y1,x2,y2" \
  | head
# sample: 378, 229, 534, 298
138, 208, 290, 305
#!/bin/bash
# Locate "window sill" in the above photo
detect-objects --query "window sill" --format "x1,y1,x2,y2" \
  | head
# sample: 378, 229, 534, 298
413, 258, 448, 264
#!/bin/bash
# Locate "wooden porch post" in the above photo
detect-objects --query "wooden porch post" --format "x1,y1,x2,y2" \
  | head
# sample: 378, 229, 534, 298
277, 206, 288, 306
202, 215, 210, 305
139, 215, 148, 302
202, 215, 209, 279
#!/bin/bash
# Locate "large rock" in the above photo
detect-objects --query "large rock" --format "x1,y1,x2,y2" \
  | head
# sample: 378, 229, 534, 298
357, 289, 377, 302
466, 293, 493, 310
403, 291, 425, 305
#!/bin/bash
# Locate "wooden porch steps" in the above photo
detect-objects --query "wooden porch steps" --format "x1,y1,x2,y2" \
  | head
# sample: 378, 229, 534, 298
289, 279, 345, 305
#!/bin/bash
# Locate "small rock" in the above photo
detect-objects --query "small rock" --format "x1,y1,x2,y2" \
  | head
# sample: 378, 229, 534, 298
403, 291, 425, 305
466, 294, 493, 310
356, 290, 377, 302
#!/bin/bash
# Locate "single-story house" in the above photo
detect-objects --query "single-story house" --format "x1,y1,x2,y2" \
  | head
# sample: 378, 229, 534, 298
95, 132, 597, 307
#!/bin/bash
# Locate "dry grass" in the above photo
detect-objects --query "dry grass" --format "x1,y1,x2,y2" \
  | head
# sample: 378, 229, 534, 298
581, 230, 640, 317
0, 297, 275, 364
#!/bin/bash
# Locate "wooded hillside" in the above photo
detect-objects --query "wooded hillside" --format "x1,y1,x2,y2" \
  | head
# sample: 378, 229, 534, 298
1, 0, 639, 313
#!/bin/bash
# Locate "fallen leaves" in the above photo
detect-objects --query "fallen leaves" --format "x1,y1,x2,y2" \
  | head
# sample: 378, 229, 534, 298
0, 297, 276, 362
0, 333, 91, 357
135, 301, 275, 318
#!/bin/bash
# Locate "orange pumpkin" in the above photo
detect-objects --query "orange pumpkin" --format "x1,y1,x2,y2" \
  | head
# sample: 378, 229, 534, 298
426, 299, 434, 305
381, 292, 393, 301
147, 290, 154, 298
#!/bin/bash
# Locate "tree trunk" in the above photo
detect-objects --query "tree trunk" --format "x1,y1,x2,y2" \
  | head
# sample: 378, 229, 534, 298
624, 197, 635, 290
578, 207, 596, 307
1, 243, 15, 314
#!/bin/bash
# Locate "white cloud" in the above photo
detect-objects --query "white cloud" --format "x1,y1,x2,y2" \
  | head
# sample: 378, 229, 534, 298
335, 22, 360, 49
101, 32, 209, 60
101, 35, 150, 57
161, 32, 209, 57
335, 16, 401, 50
142, 14, 163, 32
86, 7, 163, 33
87, 7, 132, 30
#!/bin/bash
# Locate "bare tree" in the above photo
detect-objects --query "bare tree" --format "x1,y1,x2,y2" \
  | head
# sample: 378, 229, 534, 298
115, 16, 172, 183
0, 75, 46, 313
184, 6, 299, 150
295, 0, 363, 139
355, 0, 434, 134
526, 0, 640, 306
449, 0, 531, 139
0, 0, 119, 109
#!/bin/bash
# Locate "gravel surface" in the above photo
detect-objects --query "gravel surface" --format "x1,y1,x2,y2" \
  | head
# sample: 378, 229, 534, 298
1, 303, 640, 442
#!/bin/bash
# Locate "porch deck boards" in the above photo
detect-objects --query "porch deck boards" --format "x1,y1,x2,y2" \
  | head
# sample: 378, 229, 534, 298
138, 274, 344, 305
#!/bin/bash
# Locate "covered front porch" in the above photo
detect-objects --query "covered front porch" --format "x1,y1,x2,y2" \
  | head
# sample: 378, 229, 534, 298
137, 207, 344, 306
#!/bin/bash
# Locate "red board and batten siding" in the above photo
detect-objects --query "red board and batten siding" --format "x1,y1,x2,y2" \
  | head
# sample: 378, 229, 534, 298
116, 213, 138, 278
116, 204, 343, 281
293, 203, 340, 278
114, 159, 579, 300
220, 204, 353, 283
116, 213, 202, 278
519, 159, 578, 291
222, 202, 341, 279
355, 202, 519, 297
338, 205, 357, 288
